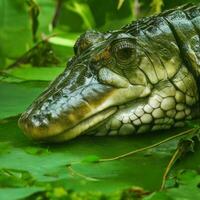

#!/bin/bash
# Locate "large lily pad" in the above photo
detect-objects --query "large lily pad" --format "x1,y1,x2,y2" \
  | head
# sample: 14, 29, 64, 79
8, 66, 65, 82
0, 82, 47, 120
1, 117, 200, 200
0, 81, 200, 200
2, 0, 200, 199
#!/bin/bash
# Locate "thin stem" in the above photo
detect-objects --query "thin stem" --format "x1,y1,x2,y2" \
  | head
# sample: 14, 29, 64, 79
7, 34, 55, 69
99, 128, 195, 162
160, 147, 181, 190
134, 0, 140, 19
67, 165, 99, 182
52, 0, 63, 29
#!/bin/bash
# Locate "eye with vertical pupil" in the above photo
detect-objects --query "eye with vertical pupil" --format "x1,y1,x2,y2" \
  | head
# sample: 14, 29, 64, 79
112, 40, 135, 64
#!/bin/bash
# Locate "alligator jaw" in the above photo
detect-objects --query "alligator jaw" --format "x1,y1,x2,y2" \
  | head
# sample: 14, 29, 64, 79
41, 106, 117, 142
18, 79, 151, 142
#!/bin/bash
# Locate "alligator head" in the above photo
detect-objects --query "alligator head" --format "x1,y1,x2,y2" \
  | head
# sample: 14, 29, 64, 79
18, 29, 155, 142
18, 10, 200, 142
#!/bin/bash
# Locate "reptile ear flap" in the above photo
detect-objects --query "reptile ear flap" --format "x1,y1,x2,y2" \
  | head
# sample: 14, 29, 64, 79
74, 30, 104, 55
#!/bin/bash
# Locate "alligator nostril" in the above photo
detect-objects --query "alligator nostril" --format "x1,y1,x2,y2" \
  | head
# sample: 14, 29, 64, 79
32, 114, 37, 120
18, 112, 51, 139
52, 91, 61, 100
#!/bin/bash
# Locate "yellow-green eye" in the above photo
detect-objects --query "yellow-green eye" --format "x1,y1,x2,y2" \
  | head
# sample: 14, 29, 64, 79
112, 40, 135, 65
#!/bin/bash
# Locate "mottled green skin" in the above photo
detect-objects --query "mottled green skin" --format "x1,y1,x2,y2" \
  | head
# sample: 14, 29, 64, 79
19, 4, 200, 142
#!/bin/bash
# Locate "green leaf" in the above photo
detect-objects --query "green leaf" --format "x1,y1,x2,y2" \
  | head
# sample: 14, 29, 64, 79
0, 187, 44, 200
65, 1, 95, 29
36, 0, 55, 34
1, 83, 200, 198
7, 66, 65, 81
151, 0, 164, 14
143, 192, 172, 200
117, 0, 125, 10
166, 170, 200, 199
0, 0, 32, 68
1, 116, 200, 196
26, 0, 40, 42
0, 142, 11, 154
23, 146, 50, 155
0, 168, 34, 188
0, 82, 47, 119
49, 36, 75, 47
147, 170, 200, 200
82, 155, 100, 163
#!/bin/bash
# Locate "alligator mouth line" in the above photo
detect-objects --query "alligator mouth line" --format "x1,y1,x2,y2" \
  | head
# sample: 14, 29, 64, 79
43, 106, 118, 142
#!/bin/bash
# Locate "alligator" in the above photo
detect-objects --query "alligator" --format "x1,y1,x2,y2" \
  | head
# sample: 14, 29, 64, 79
19, 4, 200, 142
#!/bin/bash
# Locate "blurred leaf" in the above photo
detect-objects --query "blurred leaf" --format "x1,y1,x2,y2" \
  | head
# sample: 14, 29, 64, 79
171, 170, 200, 197
117, 0, 125, 10
0, 168, 34, 187
151, 0, 164, 14
52, 187, 68, 198
49, 36, 75, 47
24, 146, 50, 155
0, 142, 11, 154
49, 32, 78, 63
143, 192, 171, 200
0, 0, 32, 68
0, 187, 43, 200
8, 66, 64, 81
8, 40, 60, 68
82, 155, 100, 163
0, 82, 47, 119
1, 115, 200, 197
26, 0, 40, 42
36, 0, 55, 34
145, 170, 200, 200
65, 1, 95, 29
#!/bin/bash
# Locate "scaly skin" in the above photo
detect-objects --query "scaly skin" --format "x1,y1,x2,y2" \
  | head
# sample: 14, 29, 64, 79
19, 4, 200, 142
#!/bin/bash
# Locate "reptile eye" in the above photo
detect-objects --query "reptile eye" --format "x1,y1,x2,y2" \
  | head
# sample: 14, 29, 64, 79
112, 40, 135, 65
115, 47, 133, 60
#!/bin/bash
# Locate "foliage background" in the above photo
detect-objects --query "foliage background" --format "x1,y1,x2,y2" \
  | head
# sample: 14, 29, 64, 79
0, 0, 200, 200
